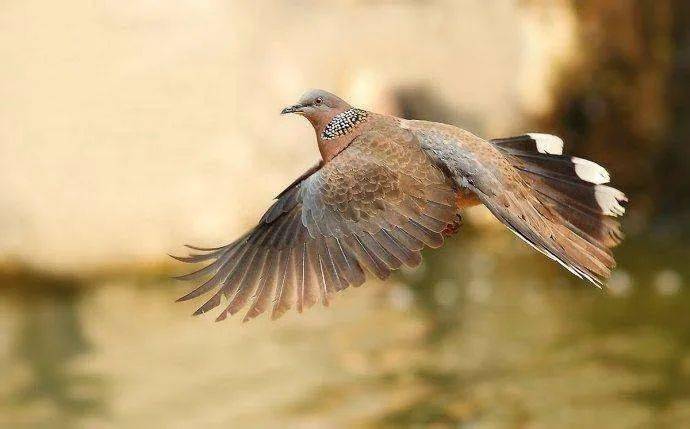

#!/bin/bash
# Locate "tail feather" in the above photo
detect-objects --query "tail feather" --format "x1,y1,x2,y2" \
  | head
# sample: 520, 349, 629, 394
413, 123, 626, 286
410, 122, 626, 286
485, 186, 614, 286
492, 133, 627, 252
518, 171, 625, 247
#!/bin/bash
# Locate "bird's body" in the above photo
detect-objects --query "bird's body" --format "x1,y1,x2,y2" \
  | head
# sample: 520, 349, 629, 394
174, 90, 627, 322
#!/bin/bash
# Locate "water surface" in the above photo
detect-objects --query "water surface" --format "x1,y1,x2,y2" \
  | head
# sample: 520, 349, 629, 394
1, 231, 689, 428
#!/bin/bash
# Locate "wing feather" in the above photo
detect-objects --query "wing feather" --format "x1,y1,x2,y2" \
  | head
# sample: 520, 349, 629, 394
174, 127, 461, 321
408, 120, 622, 286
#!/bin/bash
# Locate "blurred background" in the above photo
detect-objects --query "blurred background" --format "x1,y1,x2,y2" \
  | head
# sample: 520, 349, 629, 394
1, 1, 690, 427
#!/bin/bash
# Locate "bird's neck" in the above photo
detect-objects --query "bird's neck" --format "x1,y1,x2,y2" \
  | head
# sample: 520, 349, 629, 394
314, 108, 370, 162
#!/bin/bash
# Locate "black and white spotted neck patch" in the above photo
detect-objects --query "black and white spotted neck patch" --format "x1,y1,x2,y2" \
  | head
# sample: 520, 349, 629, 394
322, 108, 369, 140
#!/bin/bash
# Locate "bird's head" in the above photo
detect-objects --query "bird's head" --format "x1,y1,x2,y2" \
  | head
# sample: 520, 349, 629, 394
281, 89, 351, 128
281, 89, 370, 162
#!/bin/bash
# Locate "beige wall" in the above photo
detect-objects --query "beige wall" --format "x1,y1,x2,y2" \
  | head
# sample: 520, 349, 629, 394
0, 0, 575, 271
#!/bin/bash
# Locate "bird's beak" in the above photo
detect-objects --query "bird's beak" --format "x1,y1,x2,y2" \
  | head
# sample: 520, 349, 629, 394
280, 103, 305, 115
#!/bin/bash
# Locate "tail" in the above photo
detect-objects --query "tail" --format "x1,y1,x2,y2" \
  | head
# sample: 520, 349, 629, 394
490, 133, 627, 286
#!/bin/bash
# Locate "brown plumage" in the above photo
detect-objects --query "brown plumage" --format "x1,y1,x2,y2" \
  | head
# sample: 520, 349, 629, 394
173, 89, 627, 322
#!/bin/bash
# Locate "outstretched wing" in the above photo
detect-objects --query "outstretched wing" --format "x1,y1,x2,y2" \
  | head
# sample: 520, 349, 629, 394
405, 120, 624, 287
174, 130, 459, 322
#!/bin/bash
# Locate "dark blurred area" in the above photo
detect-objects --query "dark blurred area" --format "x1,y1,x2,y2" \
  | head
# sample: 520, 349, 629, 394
537, 0, 690, 236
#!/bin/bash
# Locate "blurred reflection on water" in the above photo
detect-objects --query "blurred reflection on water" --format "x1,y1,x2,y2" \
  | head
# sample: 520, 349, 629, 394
1, 230, 689, 428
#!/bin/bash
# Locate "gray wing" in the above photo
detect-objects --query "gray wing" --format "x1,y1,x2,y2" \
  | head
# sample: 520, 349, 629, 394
406, 121, 620, 286
174, 131, 459, 322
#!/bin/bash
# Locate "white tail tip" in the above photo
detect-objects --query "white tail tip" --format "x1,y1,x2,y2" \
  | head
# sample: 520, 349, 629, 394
527, 133, 564, 155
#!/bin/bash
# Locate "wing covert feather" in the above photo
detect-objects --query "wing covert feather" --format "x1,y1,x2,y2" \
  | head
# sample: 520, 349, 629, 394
175, 128, 460, 321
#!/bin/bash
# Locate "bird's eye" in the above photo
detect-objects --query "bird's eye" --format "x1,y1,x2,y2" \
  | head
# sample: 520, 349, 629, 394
314, 97, 323, 105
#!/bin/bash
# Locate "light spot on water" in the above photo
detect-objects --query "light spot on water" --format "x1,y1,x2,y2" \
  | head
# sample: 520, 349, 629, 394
434, 279, 461, 306
654, 269, 683, 296
388, 283, 414, 311
608, 270, 634, 297
467, 278, 492, 303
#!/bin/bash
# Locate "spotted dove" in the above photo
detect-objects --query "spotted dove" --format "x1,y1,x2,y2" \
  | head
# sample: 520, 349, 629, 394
173, 89, 627, 322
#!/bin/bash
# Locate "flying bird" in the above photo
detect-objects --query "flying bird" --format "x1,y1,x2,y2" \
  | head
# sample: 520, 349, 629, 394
173, 89, 627, 322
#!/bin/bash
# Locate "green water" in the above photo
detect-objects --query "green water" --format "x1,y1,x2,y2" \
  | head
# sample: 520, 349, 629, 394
1, 231, 689, 428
